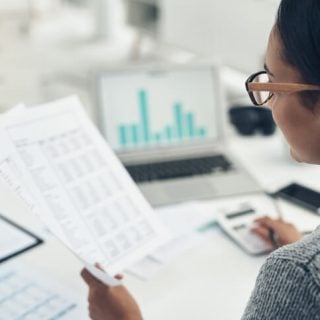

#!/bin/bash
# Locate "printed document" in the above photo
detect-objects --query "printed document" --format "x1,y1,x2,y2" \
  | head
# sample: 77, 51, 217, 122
0, 131, 38, 214
0, 97, 168, 285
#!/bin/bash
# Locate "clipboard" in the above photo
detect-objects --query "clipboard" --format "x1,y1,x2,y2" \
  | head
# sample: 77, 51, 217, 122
0, 213, 43, 263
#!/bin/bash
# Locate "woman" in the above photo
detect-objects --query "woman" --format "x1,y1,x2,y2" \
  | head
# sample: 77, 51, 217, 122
81, 0, 320, 318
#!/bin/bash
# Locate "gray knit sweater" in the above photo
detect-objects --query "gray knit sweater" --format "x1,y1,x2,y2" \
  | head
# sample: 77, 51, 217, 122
241, 227, 320, 320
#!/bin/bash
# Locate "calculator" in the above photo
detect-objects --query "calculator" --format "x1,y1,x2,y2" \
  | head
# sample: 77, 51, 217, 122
217, 203, 274, 255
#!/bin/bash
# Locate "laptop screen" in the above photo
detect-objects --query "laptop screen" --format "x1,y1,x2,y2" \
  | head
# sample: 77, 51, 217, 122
98, 67, 220, 152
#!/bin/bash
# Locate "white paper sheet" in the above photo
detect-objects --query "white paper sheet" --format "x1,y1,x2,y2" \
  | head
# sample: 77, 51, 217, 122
0, 131, 39, 214
0, 263, 84, 319
156, 201, 218, 237
0, 104, 27, 120
125, 256, 163, 281
0, 96, 168, 286
145, 202, 219, 265
0, 105, 38, 212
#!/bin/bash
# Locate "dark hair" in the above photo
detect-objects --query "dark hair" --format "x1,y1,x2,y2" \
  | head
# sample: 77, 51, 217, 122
276, 0, 320, 107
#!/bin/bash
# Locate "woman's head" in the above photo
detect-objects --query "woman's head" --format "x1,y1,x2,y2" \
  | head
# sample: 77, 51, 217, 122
276, 0, 320, 90
265, 0, 320, 164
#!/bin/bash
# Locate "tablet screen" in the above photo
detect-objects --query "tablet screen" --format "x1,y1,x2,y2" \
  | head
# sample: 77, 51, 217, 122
0, 214, 43, 263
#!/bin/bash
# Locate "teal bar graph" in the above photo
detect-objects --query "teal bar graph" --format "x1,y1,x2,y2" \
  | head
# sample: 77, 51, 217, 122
199, 128, 207, 137
165, 125, 172, 141
118, 89, 208, 148
131, 125, 139, 144
186, 113, 194, 138
155, 133, 161, 142
119, 125, 127, 145
174, 103, 184, 139
139, 90, 150, 143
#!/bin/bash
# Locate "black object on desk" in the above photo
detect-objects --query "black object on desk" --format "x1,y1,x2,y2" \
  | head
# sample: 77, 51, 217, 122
229, 106, 276, 136
273, 183, 320, 214
0, 213, 43, 263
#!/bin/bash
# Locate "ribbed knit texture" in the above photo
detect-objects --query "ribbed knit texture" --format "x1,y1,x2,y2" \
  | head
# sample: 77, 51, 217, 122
241, 227, 320, 319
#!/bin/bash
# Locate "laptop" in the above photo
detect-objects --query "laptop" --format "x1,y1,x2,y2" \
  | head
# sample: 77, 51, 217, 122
96, 63, 261, 207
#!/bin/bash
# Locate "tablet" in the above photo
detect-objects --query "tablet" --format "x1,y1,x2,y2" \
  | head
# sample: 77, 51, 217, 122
0, 213, 43, 263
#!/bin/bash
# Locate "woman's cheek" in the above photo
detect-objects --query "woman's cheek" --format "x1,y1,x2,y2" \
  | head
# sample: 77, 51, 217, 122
267, 95, 283, 124
290, 149, 303, 162
269, 100, 283, 127
269, 102, 300, 152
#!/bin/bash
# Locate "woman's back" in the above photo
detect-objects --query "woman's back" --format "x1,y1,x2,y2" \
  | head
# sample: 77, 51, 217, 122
242, 228, 320, 319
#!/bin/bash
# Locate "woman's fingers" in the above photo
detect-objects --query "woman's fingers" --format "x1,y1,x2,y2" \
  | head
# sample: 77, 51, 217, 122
253, 217, 303, 246
81, 268, 99, 286
95, 263, 104, 271
94, 263, 124, 280
251, 226, 272, 244
255, 216, 278, 229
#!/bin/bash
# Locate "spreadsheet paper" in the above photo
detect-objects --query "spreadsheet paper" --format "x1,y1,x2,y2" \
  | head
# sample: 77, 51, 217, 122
0, 96, 168, 285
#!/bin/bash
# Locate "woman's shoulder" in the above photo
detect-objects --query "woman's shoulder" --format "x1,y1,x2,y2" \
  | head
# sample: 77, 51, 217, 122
264, 226, 320, 285
242, 228, 320, 320
272, 226, 320, 263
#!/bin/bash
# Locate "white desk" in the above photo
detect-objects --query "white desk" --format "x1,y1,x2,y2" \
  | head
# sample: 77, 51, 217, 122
1, 133, 320, 320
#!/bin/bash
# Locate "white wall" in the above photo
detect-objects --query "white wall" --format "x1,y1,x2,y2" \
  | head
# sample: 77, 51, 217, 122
0, 1, 29, 11
0, 1, 62, 14
160, 0, 279, 73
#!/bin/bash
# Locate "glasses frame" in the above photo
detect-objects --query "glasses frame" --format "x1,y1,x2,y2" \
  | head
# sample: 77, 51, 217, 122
245, 70, 320, 106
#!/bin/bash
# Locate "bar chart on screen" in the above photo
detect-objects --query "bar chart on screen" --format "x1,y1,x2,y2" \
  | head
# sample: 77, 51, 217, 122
117, 89, 208, 148
100, 68, 218, 151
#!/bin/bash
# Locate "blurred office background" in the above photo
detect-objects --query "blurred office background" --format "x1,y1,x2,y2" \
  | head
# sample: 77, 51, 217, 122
0, 0, 279, 119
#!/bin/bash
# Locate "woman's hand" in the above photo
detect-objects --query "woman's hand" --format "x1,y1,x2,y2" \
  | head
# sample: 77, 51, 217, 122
251, 217, 303, 248
81, 265, 142, 320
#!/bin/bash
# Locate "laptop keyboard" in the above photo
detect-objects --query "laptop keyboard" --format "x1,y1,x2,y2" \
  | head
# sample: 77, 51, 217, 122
125, 154, 234, 183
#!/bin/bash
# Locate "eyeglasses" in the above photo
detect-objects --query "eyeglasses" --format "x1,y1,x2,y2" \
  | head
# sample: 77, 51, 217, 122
245, 70, 320, 106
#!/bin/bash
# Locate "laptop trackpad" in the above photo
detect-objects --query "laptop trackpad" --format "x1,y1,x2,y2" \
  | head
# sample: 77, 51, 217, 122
139, 178, 216, 206
164, 179, 215, 201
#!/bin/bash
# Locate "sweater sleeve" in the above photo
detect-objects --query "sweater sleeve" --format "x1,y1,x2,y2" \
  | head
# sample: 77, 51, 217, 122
241, 255, 320, 320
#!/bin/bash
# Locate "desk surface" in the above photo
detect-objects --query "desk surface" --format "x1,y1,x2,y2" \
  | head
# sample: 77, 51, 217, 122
1, 133, 320, 320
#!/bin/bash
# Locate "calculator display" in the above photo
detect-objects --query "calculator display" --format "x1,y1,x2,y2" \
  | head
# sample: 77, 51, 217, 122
226, 208, 255, 220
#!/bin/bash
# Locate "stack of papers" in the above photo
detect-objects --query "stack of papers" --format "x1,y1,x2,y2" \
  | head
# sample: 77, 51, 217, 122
0, 96, 168, 286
